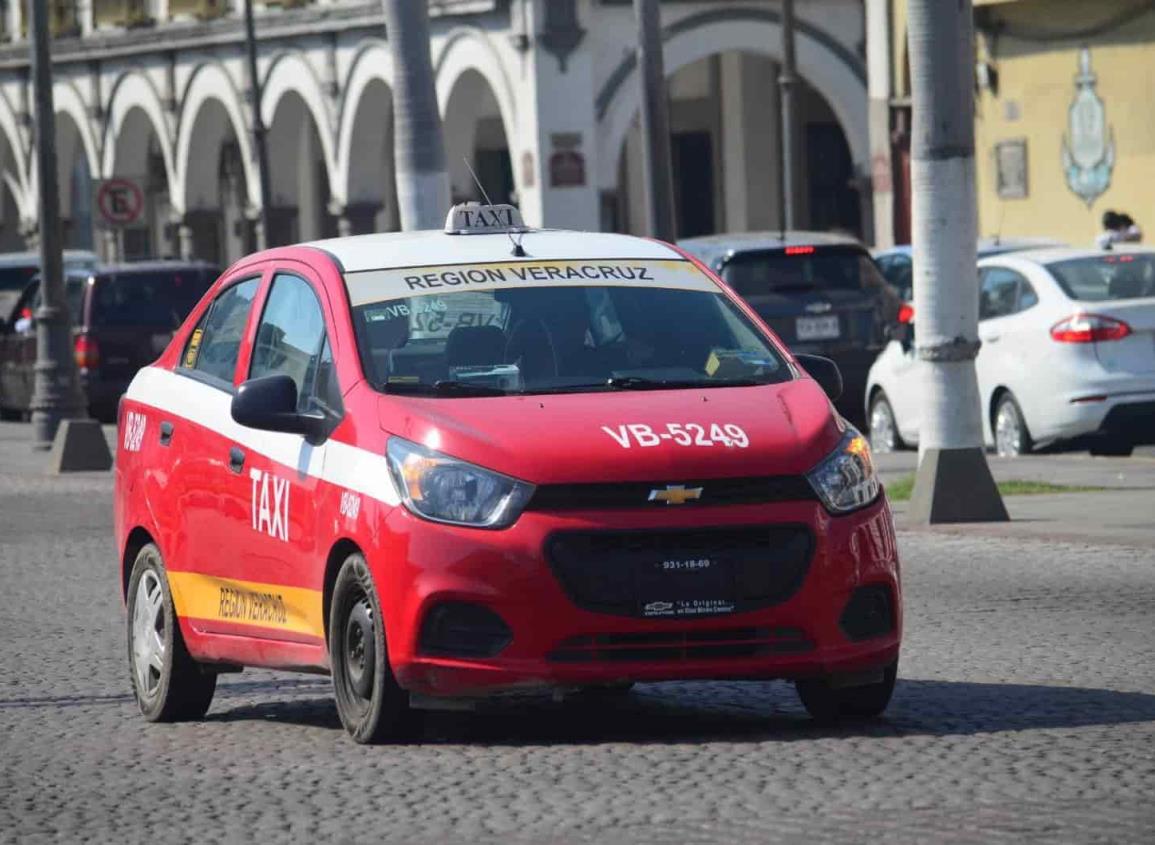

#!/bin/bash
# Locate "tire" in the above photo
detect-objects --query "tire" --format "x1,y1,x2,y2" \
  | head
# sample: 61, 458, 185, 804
795, 661, 897, 723
329, 552, 410, 744
1090, 439, 1134, 458
994, 392, 1033, 457
570, 682, 636, 702
126, 544, 216, 721
868, 392, 905, 453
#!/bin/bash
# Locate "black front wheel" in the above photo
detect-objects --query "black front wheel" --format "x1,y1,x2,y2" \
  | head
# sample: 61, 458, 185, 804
328, 553, 409, 744
795, 661, 897, 722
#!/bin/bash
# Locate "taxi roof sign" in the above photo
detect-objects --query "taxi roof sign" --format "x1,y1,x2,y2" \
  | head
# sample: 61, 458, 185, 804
445, 202, 527, 235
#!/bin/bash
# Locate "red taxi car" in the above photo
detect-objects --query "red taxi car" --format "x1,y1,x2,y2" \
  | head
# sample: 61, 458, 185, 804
115, 204, 901, 743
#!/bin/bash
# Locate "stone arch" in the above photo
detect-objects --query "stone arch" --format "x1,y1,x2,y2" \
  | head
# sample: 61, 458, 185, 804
0, 88, 30, 227
334, 39, 392, 209
335, 43, 398, 234
261, 50, 338, 201
596, 9, 868, 190
53, 80, 100, 181
441, 69, 515, 205
434, 28, 519, 191
174, 61, 256, 217
102, 70, 175, 188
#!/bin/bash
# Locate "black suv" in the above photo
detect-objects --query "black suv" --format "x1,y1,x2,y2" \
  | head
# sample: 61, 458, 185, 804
679, 232, 901, 426
0, 262, 219, 421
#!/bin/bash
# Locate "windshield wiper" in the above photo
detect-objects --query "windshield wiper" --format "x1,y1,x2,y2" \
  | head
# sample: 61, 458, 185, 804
384, 380, 510, 397
607, 376, 764, 390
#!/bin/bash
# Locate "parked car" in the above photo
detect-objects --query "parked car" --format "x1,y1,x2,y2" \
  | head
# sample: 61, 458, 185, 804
0, 261, 219, 421
866, 247, 1155, 456
874, 238, 1066, 302
0, 249, 99, 318
679, 232, 902, 425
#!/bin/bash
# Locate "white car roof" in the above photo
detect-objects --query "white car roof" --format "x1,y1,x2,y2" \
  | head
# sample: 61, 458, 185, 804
978, 245, 1155, 267
305, 229, 682, 274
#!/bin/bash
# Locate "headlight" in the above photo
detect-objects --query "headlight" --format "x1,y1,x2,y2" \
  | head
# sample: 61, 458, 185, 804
386, 437, 535, 528
806, 428, 880, 513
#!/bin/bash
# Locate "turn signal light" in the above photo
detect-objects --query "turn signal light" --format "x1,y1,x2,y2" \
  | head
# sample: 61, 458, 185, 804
1050, 314, 1131, 343
897, 303, 915, 324
74, 334, 100, 370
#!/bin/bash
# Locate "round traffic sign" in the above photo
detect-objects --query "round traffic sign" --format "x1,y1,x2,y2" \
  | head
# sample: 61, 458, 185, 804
96, 178, 144, 227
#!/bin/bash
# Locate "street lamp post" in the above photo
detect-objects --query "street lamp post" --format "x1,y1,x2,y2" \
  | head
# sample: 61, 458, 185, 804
243, 0, 273, 249
28, 0, 86, 450
778, 0, 799, 232
633, 0, 676, 242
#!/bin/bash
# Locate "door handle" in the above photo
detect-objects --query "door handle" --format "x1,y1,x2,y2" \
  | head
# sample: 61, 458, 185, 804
228, 446, 246, 474
982, 334, 1000, 343
159, 421, 174, 447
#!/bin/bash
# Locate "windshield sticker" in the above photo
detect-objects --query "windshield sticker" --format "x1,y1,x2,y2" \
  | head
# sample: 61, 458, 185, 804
183, 328, 203, 368
345, 259, 715, 306
602, 423, 750, 449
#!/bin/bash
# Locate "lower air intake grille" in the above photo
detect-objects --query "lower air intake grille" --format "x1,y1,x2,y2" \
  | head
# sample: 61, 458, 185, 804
547, 627, 812, 663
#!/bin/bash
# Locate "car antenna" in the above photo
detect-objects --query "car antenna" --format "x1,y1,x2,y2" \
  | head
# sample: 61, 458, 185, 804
464, 157, 527, 257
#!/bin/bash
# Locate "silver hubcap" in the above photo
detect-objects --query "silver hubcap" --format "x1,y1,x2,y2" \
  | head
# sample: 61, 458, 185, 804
995, 401, 1023, 457
132, 570, 166, 699
870, 400, 897, 453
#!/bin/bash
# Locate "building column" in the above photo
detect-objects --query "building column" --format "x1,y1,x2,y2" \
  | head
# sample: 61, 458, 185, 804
865, 0, 894, 248
517, 2, 600, 230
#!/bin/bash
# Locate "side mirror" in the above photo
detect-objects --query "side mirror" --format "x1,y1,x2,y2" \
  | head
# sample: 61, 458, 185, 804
795, 353, 843, 402
231, 374, 325, 438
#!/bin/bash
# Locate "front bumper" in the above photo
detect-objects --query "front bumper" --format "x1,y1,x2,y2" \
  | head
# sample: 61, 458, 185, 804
374, 497, 901, 697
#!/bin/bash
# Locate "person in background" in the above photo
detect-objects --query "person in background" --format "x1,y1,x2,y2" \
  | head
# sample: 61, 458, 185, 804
1097, 210, 1143, 248
1117, 213, 1143, 243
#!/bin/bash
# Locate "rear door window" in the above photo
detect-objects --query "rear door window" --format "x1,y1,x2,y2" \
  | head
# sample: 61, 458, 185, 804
979, 268, 1028, 320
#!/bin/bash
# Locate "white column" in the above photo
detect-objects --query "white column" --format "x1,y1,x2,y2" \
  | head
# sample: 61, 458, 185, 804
153, 1, 171, 25
720, 53, 748, 233
518, 3, 600, 231
865, 0, 894, 247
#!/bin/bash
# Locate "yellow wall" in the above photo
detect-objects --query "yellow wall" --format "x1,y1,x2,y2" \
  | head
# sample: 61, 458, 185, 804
975, 4, 1155, 246
891, 0, 1155, 247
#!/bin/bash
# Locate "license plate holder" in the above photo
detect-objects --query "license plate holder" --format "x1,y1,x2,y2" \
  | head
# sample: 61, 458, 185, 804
636, 554, 737, 618
796, 315, 840, 341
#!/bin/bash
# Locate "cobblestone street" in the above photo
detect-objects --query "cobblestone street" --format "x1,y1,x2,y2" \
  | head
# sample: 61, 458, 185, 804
1, 431, 1153, 844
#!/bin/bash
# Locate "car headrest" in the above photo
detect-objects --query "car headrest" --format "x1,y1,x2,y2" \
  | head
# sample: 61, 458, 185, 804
445, 325, 506, 367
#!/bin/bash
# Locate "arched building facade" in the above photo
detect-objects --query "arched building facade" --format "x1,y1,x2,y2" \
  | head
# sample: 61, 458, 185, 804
0, 0, 871, 266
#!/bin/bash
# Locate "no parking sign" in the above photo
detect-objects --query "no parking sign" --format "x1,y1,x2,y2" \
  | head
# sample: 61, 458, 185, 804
96, 178, 144, 227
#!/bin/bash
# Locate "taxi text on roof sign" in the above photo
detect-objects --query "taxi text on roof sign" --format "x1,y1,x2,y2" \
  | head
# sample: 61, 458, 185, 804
444, 202, 527, 235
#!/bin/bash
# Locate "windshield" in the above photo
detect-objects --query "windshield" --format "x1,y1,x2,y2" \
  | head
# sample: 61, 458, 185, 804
348, 260, 789, 396
1047, 253, 1155, 302
722, 245, 891, 297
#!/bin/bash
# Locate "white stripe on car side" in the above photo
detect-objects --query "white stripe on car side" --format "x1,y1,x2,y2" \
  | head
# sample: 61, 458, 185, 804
124, 366, 401, 507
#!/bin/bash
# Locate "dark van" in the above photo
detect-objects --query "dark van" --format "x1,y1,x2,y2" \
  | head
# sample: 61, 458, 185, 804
679, 232, 902, 425
0, 262, 218, 421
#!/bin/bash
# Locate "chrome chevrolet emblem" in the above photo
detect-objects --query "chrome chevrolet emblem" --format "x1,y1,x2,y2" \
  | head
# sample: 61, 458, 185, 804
648, 484, 703, 505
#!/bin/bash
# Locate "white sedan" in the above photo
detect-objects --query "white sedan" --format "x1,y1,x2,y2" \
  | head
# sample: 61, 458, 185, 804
865, 247, 1155, 457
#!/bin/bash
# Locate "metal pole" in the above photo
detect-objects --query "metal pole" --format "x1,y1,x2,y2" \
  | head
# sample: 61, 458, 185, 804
633, 0, 676, 242
778, 0, 799, 231
243, 0, 272, 249
28, 0, 86, 450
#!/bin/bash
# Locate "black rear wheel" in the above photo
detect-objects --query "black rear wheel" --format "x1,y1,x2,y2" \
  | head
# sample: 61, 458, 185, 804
329, 552, 409, 743
795, 661, 897, 722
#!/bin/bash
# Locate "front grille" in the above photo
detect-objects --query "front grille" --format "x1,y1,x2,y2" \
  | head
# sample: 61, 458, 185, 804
525, 476, 816, 512
547, 626, 812, 663
546, 525, 812, 619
